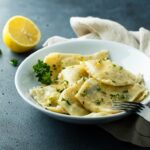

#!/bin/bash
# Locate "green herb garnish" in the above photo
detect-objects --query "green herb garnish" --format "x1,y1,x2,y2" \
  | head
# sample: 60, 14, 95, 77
112, 64, 116, 67
101, 91, 106, 95
57, 89, 64, 93
62, 98, 71, 105
33, 59, 51, 85
62, 67, 65, 69
98, 60, 102, 64
119, 66, 123, 70
103, 57, 108, 61
62, 80, 68, 85
123, 90, 128, 93
95, 100, 101, 105
110, 93, 120, 100
52, 64, 57, 70
0, 49, 2, 55
95, 98, 104, 105
9, 58, 18, 66
110, 93, 130, 100
81, 90, 87, 97
48, 103, 52, 107
96, 86, 101, 91
110, 94, 116, 99
112, 80, 116, 83
82, 77, 88, 81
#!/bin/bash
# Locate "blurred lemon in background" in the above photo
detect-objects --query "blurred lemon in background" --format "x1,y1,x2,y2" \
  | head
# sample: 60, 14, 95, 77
3, 16, 41, 53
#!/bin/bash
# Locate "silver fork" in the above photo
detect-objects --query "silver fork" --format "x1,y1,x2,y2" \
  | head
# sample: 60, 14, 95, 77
112, 101, 150, 122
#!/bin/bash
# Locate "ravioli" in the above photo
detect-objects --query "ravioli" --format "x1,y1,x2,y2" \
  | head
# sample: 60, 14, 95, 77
85, 50, 109, 60
44, 53, 84, 80
30, 85, 60, 107
58, 79, 89, 116
44, 51, 109, 81
30, 50, 149, 117
85, 59, 137, 86
45, 105, 67, 114
135, 90, 149, 102
58, 65, 88, 85
75, 78, 145, 113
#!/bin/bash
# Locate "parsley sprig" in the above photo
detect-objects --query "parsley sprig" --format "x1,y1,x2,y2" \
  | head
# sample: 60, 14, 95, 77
10, 59, 18, 66
0, 49, 2, 55
33, 60, 51, 85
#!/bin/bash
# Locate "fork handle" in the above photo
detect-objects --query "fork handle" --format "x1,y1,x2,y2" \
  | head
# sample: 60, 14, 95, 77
137, 105, 150, 122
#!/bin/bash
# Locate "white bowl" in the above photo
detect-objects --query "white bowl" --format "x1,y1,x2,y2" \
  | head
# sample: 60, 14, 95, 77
15, 39, 150, 124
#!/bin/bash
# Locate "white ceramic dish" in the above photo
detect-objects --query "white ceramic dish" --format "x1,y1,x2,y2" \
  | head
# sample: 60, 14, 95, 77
15, 39, 150, 124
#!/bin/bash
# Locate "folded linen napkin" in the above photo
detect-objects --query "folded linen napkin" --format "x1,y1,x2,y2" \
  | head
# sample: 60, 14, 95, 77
43, 17, 150, 147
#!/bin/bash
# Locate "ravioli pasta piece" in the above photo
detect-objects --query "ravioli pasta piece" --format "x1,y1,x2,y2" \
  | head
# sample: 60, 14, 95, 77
85, 59, 137, 86
58, 65, 88, 85
30, 85, 60, 107
75, 78, 118, 113
135, 90, 149, 102
44, 53, 84, 80
75, 78, 145, 113
126, 84, 146, 101
30, 85, 67, 114
45, 105, 67, 114
58, 79, 89, 116
44, 51, 109, 81
85, 50, 109, 60
30, 50, 149, 117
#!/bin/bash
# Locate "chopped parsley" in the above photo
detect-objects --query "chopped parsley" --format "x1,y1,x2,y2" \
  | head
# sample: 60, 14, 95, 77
112, 80, 116, 83
0, 49, 2, 55
119, 66, 123, 70
62, 67, 65, 69
63, 80, 69, 85
101, 91, 106, 95
57, 89, 64, 93
81, 90, 87, 97
112, 64, 123, 70
103, 57, 108, 61
110, 93, 130, 101
52, 64, 57, 70
82, 77, 88, 81
33, 59, 51, 85
112, 64, 117, 67
9, 58, 18, 66
50, 70, 53, 76
62, 98, 71, 105
120, 94, 126, 99
98, 60, 102, 64
96, 86, 101, 91
81, 56, 85, 61
55, 76, 58, 81
110, 94, 116, 99
95, 98, 104, 105
48, 103, 52, 106
95, 100, 101, 105
123, 90, 128, 93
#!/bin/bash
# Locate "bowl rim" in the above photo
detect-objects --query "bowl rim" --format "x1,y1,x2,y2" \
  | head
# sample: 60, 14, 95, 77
15, 39, 150, 120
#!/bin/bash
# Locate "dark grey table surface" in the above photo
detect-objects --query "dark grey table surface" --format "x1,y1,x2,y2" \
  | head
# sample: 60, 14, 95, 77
0, 0, 150, 149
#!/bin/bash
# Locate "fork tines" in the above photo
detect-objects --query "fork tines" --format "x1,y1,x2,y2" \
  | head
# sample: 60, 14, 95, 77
112, 101, 145, 113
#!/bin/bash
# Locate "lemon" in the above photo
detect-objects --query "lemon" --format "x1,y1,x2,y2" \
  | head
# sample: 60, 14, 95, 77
3, 16, 41, 53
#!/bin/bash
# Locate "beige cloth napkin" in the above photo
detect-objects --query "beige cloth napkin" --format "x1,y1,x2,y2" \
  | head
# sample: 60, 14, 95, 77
43, 17, 150, 147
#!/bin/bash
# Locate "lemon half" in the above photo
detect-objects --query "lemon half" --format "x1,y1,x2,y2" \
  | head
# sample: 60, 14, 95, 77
3, 16, 41, 53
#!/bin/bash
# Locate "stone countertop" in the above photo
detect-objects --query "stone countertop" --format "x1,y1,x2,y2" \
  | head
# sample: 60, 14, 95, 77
0, 0, 149, 149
